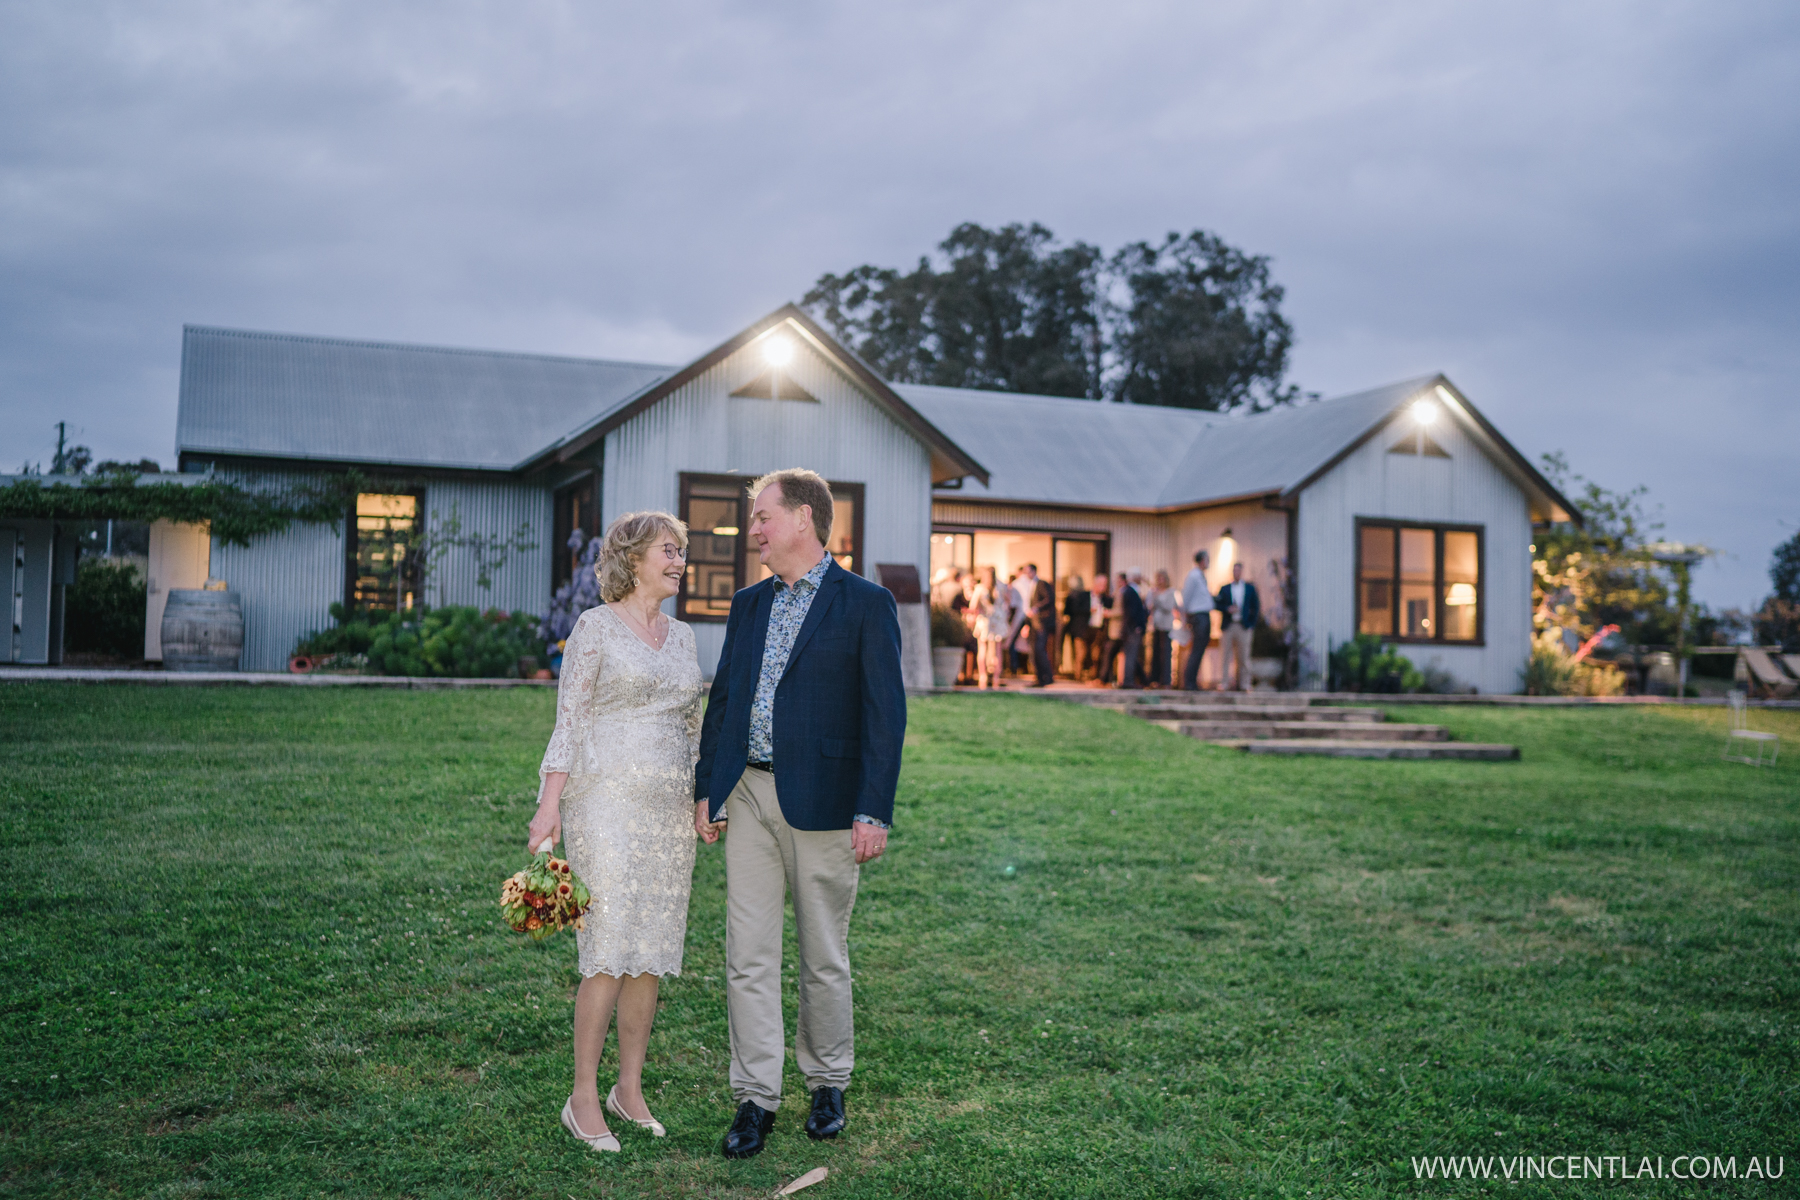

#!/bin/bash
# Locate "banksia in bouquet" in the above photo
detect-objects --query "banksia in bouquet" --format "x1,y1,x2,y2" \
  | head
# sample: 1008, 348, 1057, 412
499, 849, 591, 940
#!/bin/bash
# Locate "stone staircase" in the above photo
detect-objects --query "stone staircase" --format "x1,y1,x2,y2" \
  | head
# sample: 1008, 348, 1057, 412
1053, 691, 1519, 760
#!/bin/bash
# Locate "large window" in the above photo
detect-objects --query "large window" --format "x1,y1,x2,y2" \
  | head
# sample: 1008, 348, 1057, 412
552, 475, 598, 591
677, 474, 864, 621
931, 525, 1109, 613
347, 492, 421, 614
1356, 521, 1482, 643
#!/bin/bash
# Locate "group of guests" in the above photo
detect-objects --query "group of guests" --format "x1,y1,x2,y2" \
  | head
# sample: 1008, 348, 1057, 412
938, 562, 1059, 688
932, 549, 1264, 691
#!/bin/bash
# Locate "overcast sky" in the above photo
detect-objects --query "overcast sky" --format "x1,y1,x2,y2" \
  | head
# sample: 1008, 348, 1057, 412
3, 1, 1795, 609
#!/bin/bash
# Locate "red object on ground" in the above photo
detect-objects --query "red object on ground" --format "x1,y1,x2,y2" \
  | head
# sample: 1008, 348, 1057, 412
288, 655, 315, 674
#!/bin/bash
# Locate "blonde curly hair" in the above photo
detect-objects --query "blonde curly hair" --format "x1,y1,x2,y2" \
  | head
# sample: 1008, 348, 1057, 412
595, 510, 688, 603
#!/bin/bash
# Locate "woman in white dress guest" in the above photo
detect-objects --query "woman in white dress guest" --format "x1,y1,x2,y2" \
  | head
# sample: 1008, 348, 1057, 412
527, 511, 705, 1153
972, 565, 1011, 689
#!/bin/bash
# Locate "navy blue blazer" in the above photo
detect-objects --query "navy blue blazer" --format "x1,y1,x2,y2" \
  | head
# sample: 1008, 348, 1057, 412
694, 558, 907, 831
1215, 581, 1261, 630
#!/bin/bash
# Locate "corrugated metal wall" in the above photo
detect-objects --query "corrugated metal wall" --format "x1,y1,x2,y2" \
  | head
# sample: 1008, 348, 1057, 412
604, 335, 933, 676
1168, 501, 1289, 612
210, 510, 345, 674
1296, 411, 1533, 694
421, 479, 553, 615
210, 470, 553, 673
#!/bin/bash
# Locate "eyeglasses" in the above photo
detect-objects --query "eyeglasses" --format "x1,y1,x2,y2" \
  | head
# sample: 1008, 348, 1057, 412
660, 542, 687, 561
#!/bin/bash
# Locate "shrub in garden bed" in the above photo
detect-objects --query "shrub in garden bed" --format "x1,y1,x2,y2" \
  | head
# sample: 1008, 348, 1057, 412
295, 605, 547, 678
64, 557, 146, 659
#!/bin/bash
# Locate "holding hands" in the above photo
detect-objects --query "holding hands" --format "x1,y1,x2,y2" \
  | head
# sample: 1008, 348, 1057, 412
694, 802, 724, 844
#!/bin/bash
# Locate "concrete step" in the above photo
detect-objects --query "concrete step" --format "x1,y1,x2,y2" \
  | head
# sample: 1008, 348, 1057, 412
1233, 740, 1520, 760
1159, 720, 1448, 741
1131, 704, 1386, 723
1058, 690, 1314, 707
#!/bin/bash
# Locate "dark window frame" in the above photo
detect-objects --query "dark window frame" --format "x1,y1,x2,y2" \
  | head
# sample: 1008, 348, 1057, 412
931, 523, 1110, 567
677, 472, 866, 623
1353, 518, 1485, 646
930, 523, 1111, 606
551, 473, 599, 592
345, 488, 426, 616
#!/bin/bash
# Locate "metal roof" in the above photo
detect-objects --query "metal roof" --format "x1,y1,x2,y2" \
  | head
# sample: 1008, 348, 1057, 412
897, 384, 1208, 508
176, 326, 672, 472
903, 374, 1575, 520
171, 321, 1573, 523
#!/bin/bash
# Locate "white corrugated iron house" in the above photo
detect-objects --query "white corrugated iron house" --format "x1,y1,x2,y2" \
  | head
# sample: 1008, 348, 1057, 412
908, 376, 1578, 694
164, 304, 1573, 692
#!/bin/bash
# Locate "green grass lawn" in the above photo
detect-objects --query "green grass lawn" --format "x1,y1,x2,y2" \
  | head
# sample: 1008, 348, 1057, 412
1, 687, 1795, 1198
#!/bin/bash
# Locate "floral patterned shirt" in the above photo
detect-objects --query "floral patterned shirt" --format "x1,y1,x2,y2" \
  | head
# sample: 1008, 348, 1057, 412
739, 550, 888, 829
748, 551, 832, 763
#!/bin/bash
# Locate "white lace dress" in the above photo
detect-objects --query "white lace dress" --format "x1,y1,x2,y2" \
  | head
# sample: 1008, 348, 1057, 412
539, 606, 705, 978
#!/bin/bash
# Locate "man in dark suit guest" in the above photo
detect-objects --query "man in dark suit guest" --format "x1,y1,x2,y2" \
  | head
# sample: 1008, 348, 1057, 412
1215, 561, 1261, 692
1118, 570, 1149, 689
1018, 563, 1056, 686
1061, 575, 1092, 680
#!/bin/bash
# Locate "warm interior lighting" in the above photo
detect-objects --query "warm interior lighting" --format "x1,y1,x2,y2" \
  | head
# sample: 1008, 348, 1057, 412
1445, 582, 1477, 606
1412, 400, 1438, 425
763, 336, 794, 367
712, 526, 739, 536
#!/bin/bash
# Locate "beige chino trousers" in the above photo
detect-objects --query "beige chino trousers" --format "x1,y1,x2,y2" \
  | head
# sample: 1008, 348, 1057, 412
1221, 624, 1254, 690
724, 766, 859, 1111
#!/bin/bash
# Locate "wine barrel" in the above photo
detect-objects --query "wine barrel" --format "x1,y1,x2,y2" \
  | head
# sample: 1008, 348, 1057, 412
161, 589, 244, 672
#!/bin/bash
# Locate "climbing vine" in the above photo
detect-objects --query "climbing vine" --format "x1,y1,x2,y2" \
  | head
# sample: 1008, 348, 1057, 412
0, 471, 367, 546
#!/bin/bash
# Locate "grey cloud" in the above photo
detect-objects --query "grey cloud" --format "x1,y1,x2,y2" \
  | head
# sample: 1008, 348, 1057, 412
2, 0, 1794, 605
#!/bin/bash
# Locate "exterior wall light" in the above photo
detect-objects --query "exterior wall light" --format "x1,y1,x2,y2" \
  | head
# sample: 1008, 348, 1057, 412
1412, 399, 1438, 425
763, 336, 794, 367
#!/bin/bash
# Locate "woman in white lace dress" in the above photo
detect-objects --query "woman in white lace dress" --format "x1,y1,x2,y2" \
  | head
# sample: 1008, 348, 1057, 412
527, 511, 704, 1153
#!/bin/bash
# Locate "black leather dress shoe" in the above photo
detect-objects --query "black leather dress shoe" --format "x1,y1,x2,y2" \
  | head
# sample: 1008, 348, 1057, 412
804, 1086, 845, 1140
722, 1100, 775, 1159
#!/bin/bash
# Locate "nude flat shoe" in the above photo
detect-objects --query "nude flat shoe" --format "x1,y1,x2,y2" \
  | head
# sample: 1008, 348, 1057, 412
561, 1096, 621, 1152
606, 1085, 667, 1137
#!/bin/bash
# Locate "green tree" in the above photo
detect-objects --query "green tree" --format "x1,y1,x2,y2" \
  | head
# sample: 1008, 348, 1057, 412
804, 221, 1304, 410
1533, 452, 1677, 644
805, 222, 1104, 398
1110, 231, 1303, 411
1771, 531, 1800, 603
1753, 530, 1800, 651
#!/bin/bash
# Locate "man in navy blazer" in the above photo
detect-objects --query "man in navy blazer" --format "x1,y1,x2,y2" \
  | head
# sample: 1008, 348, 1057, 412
1215, 561, 1261, 692
693, 468, 906, 1160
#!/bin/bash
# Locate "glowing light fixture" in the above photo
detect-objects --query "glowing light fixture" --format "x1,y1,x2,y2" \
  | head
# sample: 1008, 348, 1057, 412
1445, 582, 1477, 606
712, 525, 739, 536
1412, 399, 1438, 425
763, 336, 794, 367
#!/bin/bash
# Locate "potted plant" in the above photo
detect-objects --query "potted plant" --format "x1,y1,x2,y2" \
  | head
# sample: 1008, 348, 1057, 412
1249, 622, 1288, 690
929, 605, 968, 688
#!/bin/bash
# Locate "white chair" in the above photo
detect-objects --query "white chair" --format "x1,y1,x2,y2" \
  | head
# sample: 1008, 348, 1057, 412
1723, 689, 1779, 767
